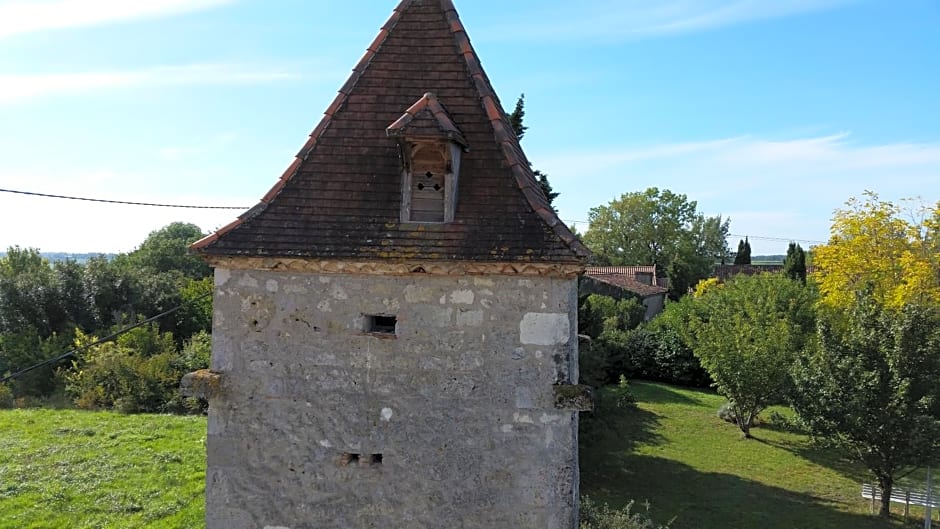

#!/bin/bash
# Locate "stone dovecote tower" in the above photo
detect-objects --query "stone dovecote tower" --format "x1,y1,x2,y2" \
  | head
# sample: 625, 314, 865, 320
188, 1, 591, 527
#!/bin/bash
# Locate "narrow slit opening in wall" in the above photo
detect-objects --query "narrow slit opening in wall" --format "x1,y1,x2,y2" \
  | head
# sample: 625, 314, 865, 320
340, 453, 360, 467
371, 454, 383, 466
367, 315, 397, 335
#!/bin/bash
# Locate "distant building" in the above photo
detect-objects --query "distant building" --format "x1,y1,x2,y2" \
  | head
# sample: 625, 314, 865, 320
582, 266, 669, 320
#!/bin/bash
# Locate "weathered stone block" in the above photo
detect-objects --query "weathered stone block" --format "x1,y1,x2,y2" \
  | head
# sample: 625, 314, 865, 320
553, 384, 594, 411
180, 369, 223, 400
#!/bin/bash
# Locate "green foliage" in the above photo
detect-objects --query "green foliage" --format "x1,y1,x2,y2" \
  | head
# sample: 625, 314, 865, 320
508, 93, 528, 141
782, 242, 807, 283
0, 328, 71, 397
535, 169, 559, 206
637, 297, 711, 387
174, 277, 213, 341
65, 325, 207, 414
580, 294, 646, 339
580, 496, 670, 529
733, 237, 752, 265
579, 295, 649, 385
689, 273, 816, 437
583, 188, 730, 299
792, 291, 940, 516
507, 93, 559, 208
0, 383, 12, 408
579, 293, 712, 389
115, 222, 209, 280
0, 222, 216, 400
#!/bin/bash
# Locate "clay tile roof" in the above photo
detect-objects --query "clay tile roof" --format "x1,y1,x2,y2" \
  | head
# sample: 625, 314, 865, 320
387, 92, 467, 147
191, 0, 589, 264
586, 274, 669, 299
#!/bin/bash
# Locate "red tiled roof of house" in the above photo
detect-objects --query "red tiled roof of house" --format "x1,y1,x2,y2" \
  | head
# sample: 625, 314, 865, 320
585, 274, 669, 299
585, 266, 657, 277
191, 0, 588, 263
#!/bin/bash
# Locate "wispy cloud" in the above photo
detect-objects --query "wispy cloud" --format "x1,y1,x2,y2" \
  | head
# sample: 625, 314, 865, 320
159, 132, 239, 162
0, 64, 298, 104
544, 133, 940, 252
485, 0, 856, 41
0, 0, 234, 38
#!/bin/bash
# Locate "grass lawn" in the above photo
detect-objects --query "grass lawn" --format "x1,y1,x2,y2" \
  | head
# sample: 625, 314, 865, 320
0, 409, 206, 529
580, 381, 930, 529
3, 385, 936, 528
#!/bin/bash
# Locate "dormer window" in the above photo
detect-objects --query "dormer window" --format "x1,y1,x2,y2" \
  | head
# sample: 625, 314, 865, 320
387, 93, 467, 224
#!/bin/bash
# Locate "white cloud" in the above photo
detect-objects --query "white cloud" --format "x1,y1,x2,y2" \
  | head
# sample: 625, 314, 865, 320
485, 0, 856, 41
0, 0, 234, 38
544, 133, 940, 254
0, 64, 298, 104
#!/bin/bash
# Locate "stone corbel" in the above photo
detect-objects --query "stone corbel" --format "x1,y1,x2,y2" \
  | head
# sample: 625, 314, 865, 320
180, 370, 224, 400
553, 384, 594, 412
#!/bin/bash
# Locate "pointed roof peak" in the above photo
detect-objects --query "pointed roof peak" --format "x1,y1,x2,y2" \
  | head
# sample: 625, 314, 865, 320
192, 0, 589, 264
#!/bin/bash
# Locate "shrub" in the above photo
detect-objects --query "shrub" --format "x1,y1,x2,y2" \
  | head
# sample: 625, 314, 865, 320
580, 294, 646, 339
0, 383, 13, 409
64, 325, 207, 414
717, 402, 738, 424
580, 496, 671, 529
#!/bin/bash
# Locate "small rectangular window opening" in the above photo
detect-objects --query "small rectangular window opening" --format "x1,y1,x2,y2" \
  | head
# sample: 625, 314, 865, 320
367, 315, 397, 335
371, 454, 383, 466
340, 452, 360, 467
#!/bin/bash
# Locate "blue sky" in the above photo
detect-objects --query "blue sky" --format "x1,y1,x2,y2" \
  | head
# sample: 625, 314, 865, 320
0, 0, 938, 255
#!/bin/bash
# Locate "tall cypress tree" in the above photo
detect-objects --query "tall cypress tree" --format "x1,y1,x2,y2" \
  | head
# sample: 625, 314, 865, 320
508, 94, 559, 209
734, 237, 752, 265
783, 242, 807, 283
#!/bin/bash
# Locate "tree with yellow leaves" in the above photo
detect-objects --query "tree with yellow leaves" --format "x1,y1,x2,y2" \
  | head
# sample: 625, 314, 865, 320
813, 192, 940, 309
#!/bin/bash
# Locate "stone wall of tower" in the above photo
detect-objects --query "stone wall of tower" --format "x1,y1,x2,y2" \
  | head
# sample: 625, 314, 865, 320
205, 267, 580, 529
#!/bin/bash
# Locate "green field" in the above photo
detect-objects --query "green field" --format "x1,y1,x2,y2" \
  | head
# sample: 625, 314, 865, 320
2, 382, 934, 528
0, 410, 205, 529
581, 381, 927, 529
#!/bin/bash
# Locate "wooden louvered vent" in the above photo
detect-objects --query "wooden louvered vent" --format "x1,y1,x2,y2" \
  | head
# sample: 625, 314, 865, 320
410, 143, 448, 222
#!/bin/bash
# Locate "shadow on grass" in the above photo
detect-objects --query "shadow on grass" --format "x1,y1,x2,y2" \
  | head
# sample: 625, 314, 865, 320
631, 382, 707, 406
582, 454, 920, 529
581, 400, 666, 488
753, 434, 874, 485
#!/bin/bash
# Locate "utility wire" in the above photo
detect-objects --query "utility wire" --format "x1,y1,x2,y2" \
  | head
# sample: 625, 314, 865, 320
563, 219, 827, 246
0, 292, 211, 384
0, 187, 247, 210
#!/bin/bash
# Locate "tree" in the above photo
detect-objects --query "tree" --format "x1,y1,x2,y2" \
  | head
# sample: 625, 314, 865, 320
783, 242, 807, 283
116, 222, 210, 280
690, 273, 816, 437
733, 237, 751, 265
792, 292, 940, 516
583, 188, 730, 298
508, 94, 559, 208
813, 193, 940, 309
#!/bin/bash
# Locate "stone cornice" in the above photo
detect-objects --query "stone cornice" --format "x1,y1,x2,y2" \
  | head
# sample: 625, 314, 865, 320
205, 256, 583, 279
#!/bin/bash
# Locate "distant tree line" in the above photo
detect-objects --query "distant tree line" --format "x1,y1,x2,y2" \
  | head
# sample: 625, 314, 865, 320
0, 222, 212, 412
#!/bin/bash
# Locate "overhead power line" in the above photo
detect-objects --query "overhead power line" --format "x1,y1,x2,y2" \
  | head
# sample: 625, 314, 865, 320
728, 234, 827, 245
563, 219, 827, 246
0, 292, 211, 384
0, 187, 247, 210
